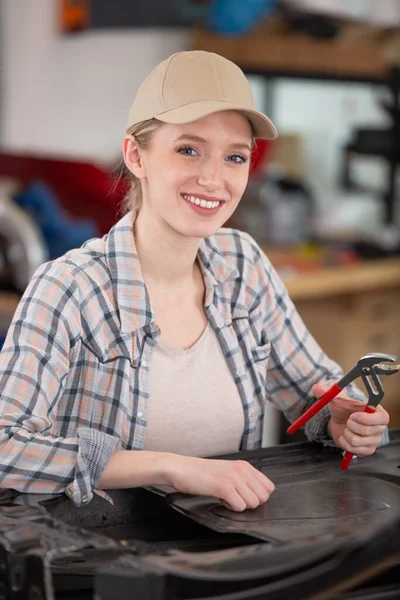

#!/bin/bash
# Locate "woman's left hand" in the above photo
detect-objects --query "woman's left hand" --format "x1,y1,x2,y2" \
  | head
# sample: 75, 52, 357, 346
311, 383, 390, 456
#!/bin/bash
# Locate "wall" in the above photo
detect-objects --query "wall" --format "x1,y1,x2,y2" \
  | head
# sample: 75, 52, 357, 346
2, 0, 190, 161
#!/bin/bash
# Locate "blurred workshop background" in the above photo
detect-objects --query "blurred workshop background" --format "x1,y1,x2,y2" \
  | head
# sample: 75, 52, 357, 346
1, 0, 400, 441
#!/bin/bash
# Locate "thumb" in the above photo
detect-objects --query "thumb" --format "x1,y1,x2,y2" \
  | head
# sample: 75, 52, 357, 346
311, 382, 331, 399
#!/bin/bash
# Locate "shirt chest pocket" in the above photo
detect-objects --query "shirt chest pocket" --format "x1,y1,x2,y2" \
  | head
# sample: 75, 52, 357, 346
227, 317, 270, 393
251, 342, 271, 363
249, 340, 271, 393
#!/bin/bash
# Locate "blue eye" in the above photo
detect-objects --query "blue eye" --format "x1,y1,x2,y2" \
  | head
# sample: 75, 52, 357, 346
226, 154, 248, 164
177, 146, 198, 156
177, 146, 248, 163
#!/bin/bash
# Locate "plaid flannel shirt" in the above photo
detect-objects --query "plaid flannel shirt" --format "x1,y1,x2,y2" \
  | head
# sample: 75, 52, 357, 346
0, 212, 379, 506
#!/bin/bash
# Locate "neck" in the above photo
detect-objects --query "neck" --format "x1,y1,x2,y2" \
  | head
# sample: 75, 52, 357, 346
133, 210, 201, 289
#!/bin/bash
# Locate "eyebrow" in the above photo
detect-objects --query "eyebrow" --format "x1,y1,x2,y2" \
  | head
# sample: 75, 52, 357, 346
174, 134, 252, 153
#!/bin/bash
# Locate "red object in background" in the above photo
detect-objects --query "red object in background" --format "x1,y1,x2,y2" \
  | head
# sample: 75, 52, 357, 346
60, 0, 90, 33
250, 139, 272, 175
0, 153, 126, 235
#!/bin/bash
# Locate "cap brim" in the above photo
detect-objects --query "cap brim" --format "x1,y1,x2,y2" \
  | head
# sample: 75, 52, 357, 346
155, 100, 278, 140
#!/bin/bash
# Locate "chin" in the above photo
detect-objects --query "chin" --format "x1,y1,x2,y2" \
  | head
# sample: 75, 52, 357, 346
183, 222, 222, 239
169, 213, 222, 239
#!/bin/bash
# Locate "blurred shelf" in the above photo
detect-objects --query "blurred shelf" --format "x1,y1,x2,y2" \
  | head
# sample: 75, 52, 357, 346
192, 25, 395, 83
1, 259, 400, 324
269, 257, 400, 301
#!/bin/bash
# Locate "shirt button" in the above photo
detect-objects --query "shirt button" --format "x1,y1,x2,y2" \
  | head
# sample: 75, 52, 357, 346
66, 488, 73, 497
137, 411, 144, 418
141, 358, 148, 368
81, 495, 88, 504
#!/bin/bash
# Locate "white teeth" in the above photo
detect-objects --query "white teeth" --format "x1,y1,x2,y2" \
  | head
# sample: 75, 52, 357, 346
183, 194, 221, 209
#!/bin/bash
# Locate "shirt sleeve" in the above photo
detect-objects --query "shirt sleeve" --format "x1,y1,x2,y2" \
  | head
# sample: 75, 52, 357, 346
250, 241, 389, 448
0, 261, 120, 506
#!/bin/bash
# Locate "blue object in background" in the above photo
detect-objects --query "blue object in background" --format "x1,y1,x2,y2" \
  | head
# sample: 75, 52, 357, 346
0, 337, 5, 352
13, 182, 99, 260
208, 0, 278, 36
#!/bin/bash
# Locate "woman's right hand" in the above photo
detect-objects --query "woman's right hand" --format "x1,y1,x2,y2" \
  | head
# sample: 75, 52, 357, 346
165, 455, 275, 512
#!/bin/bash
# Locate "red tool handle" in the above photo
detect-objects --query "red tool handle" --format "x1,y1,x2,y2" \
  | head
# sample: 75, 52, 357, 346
287, 383, 343, 435
340, 405, 376, 470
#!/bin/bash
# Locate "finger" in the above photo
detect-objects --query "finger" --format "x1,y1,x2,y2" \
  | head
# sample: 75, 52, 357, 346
339, 434, 381, 456
218, 484, 247, 512
345, 418, 386, 438
234, 483, 263, 510
220, 499, 237, 510
338, 436, 376, 456
312, 382, 357, 402
345, 430, 385, 448
342, 427, 383, 449
253, 468, 275, 495
247, 476, 273, 505
311, 382, 333, 399
349, 406, 390, 427
233, 461, 275, 496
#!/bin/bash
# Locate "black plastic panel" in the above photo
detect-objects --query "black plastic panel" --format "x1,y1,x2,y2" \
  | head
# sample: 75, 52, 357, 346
0, 430, 398, 599
152, 431, 400, 544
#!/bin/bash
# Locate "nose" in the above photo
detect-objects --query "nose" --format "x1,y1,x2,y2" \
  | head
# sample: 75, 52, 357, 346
197, 157, 223, 192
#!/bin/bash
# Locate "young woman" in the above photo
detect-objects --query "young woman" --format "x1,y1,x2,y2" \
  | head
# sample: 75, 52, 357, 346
0, 51, 389, 511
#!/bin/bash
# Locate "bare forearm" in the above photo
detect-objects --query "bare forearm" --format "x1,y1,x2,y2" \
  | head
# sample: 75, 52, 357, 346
98, 449, 175, 489
98, 449, 276, 512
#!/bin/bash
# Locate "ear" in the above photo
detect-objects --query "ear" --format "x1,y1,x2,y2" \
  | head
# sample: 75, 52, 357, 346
122, 135, 146, 179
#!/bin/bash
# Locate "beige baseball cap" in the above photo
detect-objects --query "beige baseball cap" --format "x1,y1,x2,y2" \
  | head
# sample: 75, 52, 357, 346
126, 51, 278, 140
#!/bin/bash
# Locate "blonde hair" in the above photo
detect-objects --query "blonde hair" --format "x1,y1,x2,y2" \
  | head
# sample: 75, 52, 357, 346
117, 115, 256, 216
118, 118, 163, 216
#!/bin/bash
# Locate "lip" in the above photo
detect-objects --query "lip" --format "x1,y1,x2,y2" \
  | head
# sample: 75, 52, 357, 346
181, 193, 225, 217
181, 193, 226, 203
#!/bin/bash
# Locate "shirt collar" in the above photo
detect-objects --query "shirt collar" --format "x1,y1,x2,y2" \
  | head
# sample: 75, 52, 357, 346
198, 236, 239, 287
105, 212, 154, 335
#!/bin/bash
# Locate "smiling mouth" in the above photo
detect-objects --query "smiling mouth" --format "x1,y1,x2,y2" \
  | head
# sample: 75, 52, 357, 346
181, 194, 222, 210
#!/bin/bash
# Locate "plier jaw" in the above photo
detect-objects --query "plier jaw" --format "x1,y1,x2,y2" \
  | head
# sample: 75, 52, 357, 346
337, 352, 398, 390
374, 362, 400, 376
344, 353, 398, 409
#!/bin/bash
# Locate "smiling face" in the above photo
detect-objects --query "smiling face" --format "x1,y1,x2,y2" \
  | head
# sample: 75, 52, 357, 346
123, 111, 253, 240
